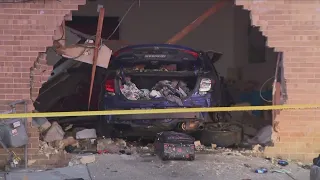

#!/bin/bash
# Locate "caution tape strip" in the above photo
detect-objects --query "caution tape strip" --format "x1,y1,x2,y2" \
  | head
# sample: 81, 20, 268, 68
1, 104, 320, 119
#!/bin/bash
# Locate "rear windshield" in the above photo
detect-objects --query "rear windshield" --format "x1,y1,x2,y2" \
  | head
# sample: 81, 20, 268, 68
112, 60, 201, 71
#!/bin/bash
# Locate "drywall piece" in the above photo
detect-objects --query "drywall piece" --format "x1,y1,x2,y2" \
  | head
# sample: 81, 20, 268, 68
57, 44, 112, 69
97, 4, 103, 12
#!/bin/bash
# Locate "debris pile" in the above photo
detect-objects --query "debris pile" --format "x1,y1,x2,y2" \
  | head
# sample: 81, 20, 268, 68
97, 138, 136, 155
33, 117, 97, 161
33, 117, 143, 159
120, 78, 191, 106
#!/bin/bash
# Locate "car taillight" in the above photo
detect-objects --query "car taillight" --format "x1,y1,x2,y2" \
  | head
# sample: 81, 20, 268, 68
113, 48, 132, 57
105, 79, 115, 93
182, 50, 199, 59
199, 78, 213, 92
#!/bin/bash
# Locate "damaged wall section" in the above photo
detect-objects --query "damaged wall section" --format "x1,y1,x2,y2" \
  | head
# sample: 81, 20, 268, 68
236, 0, 320, 162
0, 0, 320, 167
0, 0, 86, 168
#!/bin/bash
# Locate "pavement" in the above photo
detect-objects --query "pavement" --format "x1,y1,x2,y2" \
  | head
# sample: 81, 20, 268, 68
2, 152, 310, 180
87, 153, 309, 180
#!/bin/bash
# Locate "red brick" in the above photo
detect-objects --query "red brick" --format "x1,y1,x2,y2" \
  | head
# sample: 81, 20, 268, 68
235, 0, 320, 162
2, 41, 20, 45
3, 30, 20, 35
3, 9, 20, 14
20, 9, 39, 14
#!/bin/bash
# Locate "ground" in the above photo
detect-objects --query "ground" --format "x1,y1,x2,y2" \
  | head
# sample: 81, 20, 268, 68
3, 151, 310, 180
87, 153, 309, 180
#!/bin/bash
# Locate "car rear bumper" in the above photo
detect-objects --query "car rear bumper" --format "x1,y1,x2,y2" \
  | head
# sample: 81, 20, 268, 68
104, 111, 210, 129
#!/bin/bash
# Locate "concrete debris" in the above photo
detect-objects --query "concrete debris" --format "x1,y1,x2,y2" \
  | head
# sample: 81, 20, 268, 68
97, 138, 134, 154
194, 141, 201, 148
76, 129, 97, 139
211, 144, 217, 149
150, 90, 162, 98
120, 78, 190, 106
79, 154, 96, 164
97, 138, 115, 151
54, 136, 79, 149
39, 121, 51, 133
194, 141, 204, 151
76, 139, 97, 152
43, 122, 65, 143
32, 117, 51, 133
27, 160, 37, 166
68, 154, 96, 166
38, 141, 59, 158
114, 138, 127, 147
252, 144, 263, 153
138, 144, 154, 154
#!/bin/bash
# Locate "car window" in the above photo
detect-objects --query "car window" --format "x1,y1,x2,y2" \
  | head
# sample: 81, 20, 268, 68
114, 60, 200, 71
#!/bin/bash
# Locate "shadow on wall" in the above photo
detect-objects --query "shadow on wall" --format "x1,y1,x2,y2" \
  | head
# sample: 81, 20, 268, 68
234, 7, 278, 84
273, 52, 288, 119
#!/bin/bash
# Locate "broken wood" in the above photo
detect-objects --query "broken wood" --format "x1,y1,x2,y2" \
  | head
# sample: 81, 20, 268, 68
53, 20, 66, 48
166, 0, 228, 44
88, 8, 105, 110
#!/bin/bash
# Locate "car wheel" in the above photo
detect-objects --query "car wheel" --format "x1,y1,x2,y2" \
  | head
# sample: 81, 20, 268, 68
200, 122, 243, 147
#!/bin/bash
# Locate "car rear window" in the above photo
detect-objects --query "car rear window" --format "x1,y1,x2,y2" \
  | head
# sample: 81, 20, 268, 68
117, 60, 200, 71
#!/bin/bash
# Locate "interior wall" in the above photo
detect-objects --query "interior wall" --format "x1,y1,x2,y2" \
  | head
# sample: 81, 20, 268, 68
233, 6, 278, 83
73, 0, 235, 76
66, 0, 276, 82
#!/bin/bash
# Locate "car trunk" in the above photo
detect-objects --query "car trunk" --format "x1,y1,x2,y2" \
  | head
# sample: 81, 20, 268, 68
116, 71, 199, 103
108, 71, 206, 125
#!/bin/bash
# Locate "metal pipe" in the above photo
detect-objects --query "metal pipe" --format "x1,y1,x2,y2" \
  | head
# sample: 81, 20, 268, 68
23, 101, 28, 169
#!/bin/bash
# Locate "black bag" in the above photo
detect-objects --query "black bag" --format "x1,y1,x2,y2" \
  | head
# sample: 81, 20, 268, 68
154, 131, 195, 161
313, 154, 320, 167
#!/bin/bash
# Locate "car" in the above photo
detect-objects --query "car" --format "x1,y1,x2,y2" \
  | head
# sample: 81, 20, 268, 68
98, 44, 229, 138
34, 57, 106, 128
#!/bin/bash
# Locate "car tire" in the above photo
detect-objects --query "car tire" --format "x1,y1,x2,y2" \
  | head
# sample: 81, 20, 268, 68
200, 123, 243, 147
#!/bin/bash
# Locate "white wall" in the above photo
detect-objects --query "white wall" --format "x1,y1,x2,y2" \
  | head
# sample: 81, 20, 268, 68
74, 0, 235, 76
69, 0, 276, 82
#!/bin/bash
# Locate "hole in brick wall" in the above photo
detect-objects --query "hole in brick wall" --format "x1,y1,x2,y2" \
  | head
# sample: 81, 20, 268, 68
30, 0, 287, 159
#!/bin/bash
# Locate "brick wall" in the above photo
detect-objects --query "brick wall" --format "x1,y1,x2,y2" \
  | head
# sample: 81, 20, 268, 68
0, 0, 320, 167
0, 0, 85, 168
236, 0, 320, 162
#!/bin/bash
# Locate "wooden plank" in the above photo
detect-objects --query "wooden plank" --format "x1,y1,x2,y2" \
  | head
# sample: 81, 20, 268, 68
88, 8, 105, 110
166, 0, 228, 44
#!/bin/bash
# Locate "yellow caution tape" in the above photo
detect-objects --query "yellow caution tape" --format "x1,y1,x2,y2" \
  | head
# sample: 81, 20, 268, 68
1, 104, 320, 119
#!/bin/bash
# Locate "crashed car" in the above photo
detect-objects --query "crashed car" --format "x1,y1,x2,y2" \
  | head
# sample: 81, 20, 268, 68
98, 44, 227, 137
33, 57, 106, 128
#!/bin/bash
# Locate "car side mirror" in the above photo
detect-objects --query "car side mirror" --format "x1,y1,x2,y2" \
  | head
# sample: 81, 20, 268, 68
206, 51, 222, 64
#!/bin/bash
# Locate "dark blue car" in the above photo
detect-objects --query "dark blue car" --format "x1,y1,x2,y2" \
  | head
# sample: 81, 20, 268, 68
98, 44, 224, 137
